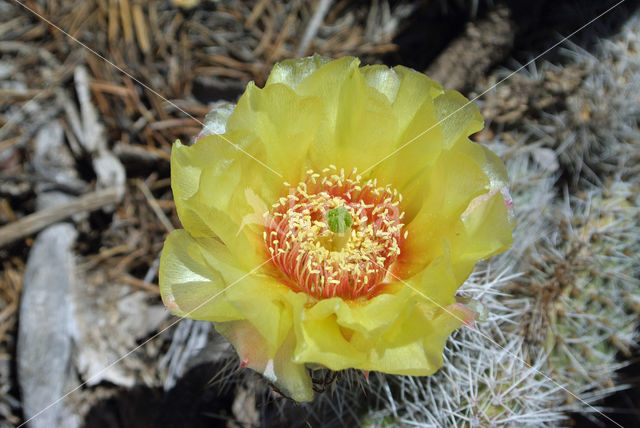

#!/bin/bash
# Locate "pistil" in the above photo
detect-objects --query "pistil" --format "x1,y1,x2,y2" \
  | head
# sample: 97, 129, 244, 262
325, 206, 352, 251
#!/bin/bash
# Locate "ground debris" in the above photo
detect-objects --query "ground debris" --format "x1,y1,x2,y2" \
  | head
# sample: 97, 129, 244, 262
71, 268, 168, 388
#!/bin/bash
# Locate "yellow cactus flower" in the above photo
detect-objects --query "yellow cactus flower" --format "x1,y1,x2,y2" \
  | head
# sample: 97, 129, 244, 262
160, 55, 515, 402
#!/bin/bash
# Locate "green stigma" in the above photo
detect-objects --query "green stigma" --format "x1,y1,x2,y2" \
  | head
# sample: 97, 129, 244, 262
326, 206, 353, 234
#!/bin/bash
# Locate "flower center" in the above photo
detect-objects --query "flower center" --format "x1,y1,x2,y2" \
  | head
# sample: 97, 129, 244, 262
264, 166, 405, 299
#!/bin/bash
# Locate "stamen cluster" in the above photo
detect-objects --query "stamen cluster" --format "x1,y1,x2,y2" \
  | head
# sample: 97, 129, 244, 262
264, 166, 405, 299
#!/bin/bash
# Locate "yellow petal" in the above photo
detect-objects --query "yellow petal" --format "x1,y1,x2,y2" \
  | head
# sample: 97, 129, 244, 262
293, 308, 366, 370
175, 197, 266, 271
171, 138, 273, 269
272, 330, 314, 402
186, 239, 300, 356
332, 65, 399, 173
226, 82, 324, 183
357, 301, 462, 374
216, 320, 270, 370
451, 189, 514, 277
386, 65, 444, 132
305, 292, 405, 336
161, 229, 302, 357
408, 244, 458, 308
453, 141, 510, 190
399, 148, 490, 277
215, 321, 314, 402
295, 56, 360, 105
223, 275, 295, 355
358, 65, 445, 201
265, 54, 333, 89
434, 90, 484, 149
159, 230, 243, 321
291, 290, 462, 374
359, 64, 402, 104
294, 56, 363, 170
373, 94, 442, 195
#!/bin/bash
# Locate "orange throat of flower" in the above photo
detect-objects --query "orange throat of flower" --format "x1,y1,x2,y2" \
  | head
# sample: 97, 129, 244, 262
264, 167, 406, 300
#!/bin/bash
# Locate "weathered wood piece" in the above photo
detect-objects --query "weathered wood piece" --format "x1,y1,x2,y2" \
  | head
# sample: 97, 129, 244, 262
0, 187, 121, 248
17, 223, 77, 428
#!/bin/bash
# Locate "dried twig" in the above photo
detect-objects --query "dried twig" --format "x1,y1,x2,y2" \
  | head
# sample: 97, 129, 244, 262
295, 0, 334, 57
0, 187, 122, 248
136, 179, 174, 233
119, 273, 160, 294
